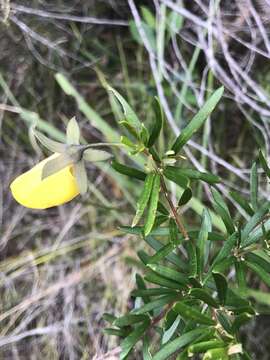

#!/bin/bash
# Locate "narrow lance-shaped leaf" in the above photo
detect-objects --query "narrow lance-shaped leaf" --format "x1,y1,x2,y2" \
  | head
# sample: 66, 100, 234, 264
152, 328, 214, 360
66, 117, 80, 145
147, 264, 188, 286
230, 191, 254, 217
177, 167, 221, 184
148, 96, 164, 147
250, 161, 258, 211
133, 294, 178, 315
213, 272, 228, 306
173, 301, 215, 325
144, 174, 160, 236
190, 288, 219, 308
163, 167, 190, 188
241, 201, 270, 246
114, 314, 148, 328
169, 218, 179, 245
144, 271, 183, 290
205, 233, 237, 282
74, 160, 88, 195
147, 242, 175, 264
188, 340, 226, 355
162, 315, 181, 345
112, 160, 146, 181
259, 150, 270, 178
172, 86, 224, 153
244, 260, 270, 287
41, 153, 73, 180
120, 319, 150, 360
178, 187, 192, 206
198, 209, 212, 277
132, 173, 155, 227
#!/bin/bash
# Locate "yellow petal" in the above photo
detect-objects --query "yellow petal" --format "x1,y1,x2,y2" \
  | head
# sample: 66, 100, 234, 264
10, 154, 80, 209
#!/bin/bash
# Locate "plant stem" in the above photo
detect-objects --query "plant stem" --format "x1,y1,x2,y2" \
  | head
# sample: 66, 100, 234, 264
143, 148, 190, 241
159, 174, 190, 241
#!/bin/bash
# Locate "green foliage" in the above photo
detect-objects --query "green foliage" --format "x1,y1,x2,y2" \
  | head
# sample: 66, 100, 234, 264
61, 88, 268, 359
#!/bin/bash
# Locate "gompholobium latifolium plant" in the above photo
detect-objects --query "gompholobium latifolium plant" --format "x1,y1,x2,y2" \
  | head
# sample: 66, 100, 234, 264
9, 85, 270, 359
103, 86, 270, 360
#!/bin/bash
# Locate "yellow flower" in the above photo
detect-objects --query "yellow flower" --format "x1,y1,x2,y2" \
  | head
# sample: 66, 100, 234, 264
10, 154, 79, 209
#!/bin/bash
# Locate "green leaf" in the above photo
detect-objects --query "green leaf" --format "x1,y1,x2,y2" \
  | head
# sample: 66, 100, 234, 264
230, 191, 254, 216
198, 209, 212, 277
216, 311, 232, 334
148, 97, 164, 147
145, 271, 183, 290
187, 242, 198, 278
212, 188, 230, 213
133, 294, 178, 315
206, 233, 237, 280
146, 243, 175, 264
144, 236, 187, 270
173, 302, 215, 325
34, 129, 66, 153
190, 288, 219, 308
103, 313, 117, 324
83, 149, 112, 162
147, 264, 188, 286
140, 123, 149, 145
144, 174, 161, 236
203, 348, 229, 360
244, 260, 270, 287
74, 160, 88, 195
120, 319, 150, 359
188, 340, 225, 355
241, 201, 270, 246
169, 218, 179, 245
178, 188, 192, 206
133, 173, 155, 227
258, 150, 270, 178
163, 167, 190, 188
114, 314, 148, 328
108, 86, 141, 131
152, 327, 214, 360
172, 87, 224, 153
131, 288, 175, 298
245, 251, 270, 273
174, 168, 221, 184
66, 117, 80, 145
234, 260, 246, 290
162, 315, 181, 344
213, 272, 228, 306
250, 162, 258, 211
112, 160, 146, 181
41, 153, 73, 180
120, 120, 140, 140
211, 190, 235, 234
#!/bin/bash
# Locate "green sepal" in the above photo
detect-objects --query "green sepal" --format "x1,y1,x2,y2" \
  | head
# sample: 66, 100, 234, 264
66, 117, 80, 145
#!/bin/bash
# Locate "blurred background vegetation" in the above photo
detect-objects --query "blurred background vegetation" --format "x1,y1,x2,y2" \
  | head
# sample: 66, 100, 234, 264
0, 0, 270, 359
